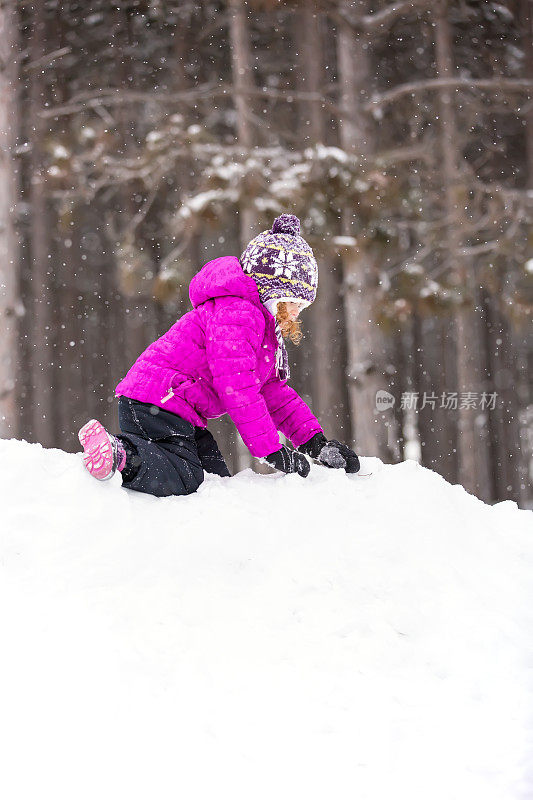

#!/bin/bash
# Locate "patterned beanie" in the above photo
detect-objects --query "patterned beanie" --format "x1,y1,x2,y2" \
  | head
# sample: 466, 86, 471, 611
240, 214, 318, 381
240, 214, 318, 309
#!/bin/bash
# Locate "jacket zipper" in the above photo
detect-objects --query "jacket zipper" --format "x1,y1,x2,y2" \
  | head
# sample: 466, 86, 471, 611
160, 387, 174, 404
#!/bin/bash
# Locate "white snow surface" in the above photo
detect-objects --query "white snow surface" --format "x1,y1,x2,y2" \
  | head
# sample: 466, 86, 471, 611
0, 438, 532, 800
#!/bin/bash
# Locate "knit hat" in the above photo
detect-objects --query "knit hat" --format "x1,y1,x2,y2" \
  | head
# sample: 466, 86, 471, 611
240, 214, 318, 381
240, 214, 318, 309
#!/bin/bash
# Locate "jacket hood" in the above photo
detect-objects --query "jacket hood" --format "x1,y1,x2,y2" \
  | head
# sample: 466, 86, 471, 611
189, 256, 260, 309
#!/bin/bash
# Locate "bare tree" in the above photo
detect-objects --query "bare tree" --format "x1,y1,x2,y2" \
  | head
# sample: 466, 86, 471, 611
0, 0, 20, 438
297, 0, 350, 441
335, 3, 397, 461
434, 0, 491, 500
28, 2, 55, 447
228, 0, 258, 471
229, 0, 255, 241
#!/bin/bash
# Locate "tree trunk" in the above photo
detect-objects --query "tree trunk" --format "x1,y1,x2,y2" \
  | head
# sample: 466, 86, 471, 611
54, 205, 85, 449
434, 0, 491, 499
28, 3, 55, 446
413, 312, 459, 481
437, 314, 459, 484
391, 324, 407, 460
0, 0, 20, 438
171, 8, 237, 474
298, 0, 323, 146
482, 284, 524, 503
336, 16, 396, 460
521, 0, 533, 190
228, 0, 257, 243
228, 0, 257, 471
115, 7, 156, 375
513, 322, 532, 508
412, 312, 436, 467
336, 239, 397, 459
516, 0, 533, 506
297, 1, 350, 441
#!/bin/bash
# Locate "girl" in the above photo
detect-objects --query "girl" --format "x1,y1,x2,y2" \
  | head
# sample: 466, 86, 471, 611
79, 214, 360, 497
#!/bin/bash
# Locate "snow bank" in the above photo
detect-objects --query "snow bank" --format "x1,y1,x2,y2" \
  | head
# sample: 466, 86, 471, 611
0, 439, 531, 800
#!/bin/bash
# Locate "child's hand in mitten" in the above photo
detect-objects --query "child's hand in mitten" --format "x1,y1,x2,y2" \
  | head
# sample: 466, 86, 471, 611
261, 445, 310, 477
298, 433, 360, 473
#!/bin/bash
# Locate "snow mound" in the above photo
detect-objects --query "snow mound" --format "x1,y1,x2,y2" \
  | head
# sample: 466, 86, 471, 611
0, 438, 532, 800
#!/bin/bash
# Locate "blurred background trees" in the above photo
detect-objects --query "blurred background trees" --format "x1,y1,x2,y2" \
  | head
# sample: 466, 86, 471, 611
1, 0, 531, 505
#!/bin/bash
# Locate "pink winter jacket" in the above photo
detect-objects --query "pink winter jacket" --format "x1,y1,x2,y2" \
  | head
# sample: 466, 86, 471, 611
115, 256, 323, 458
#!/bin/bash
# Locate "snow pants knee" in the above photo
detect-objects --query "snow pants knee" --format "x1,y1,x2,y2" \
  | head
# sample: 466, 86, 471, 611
117, 396, 230, 498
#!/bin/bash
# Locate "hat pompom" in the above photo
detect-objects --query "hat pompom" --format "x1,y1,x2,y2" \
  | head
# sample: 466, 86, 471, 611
271, 214, 301, 237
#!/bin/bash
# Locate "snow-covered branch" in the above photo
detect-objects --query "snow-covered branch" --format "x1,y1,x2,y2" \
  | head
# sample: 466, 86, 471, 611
328, 0, 431, 34
367, 77, 533, 111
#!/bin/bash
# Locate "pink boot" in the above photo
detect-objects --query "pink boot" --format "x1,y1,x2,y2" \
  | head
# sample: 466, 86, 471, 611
78, 419, 127, 481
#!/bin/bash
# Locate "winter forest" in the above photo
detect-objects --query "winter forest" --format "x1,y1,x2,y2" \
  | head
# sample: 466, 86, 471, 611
0, 0, 532, 506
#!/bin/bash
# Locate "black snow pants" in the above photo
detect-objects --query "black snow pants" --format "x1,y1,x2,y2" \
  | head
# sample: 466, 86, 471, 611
117, 396, 231, 498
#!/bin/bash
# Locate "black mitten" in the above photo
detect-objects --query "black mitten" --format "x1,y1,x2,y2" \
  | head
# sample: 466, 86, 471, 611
262, 445, 310, 478
298, 433, 360, 474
